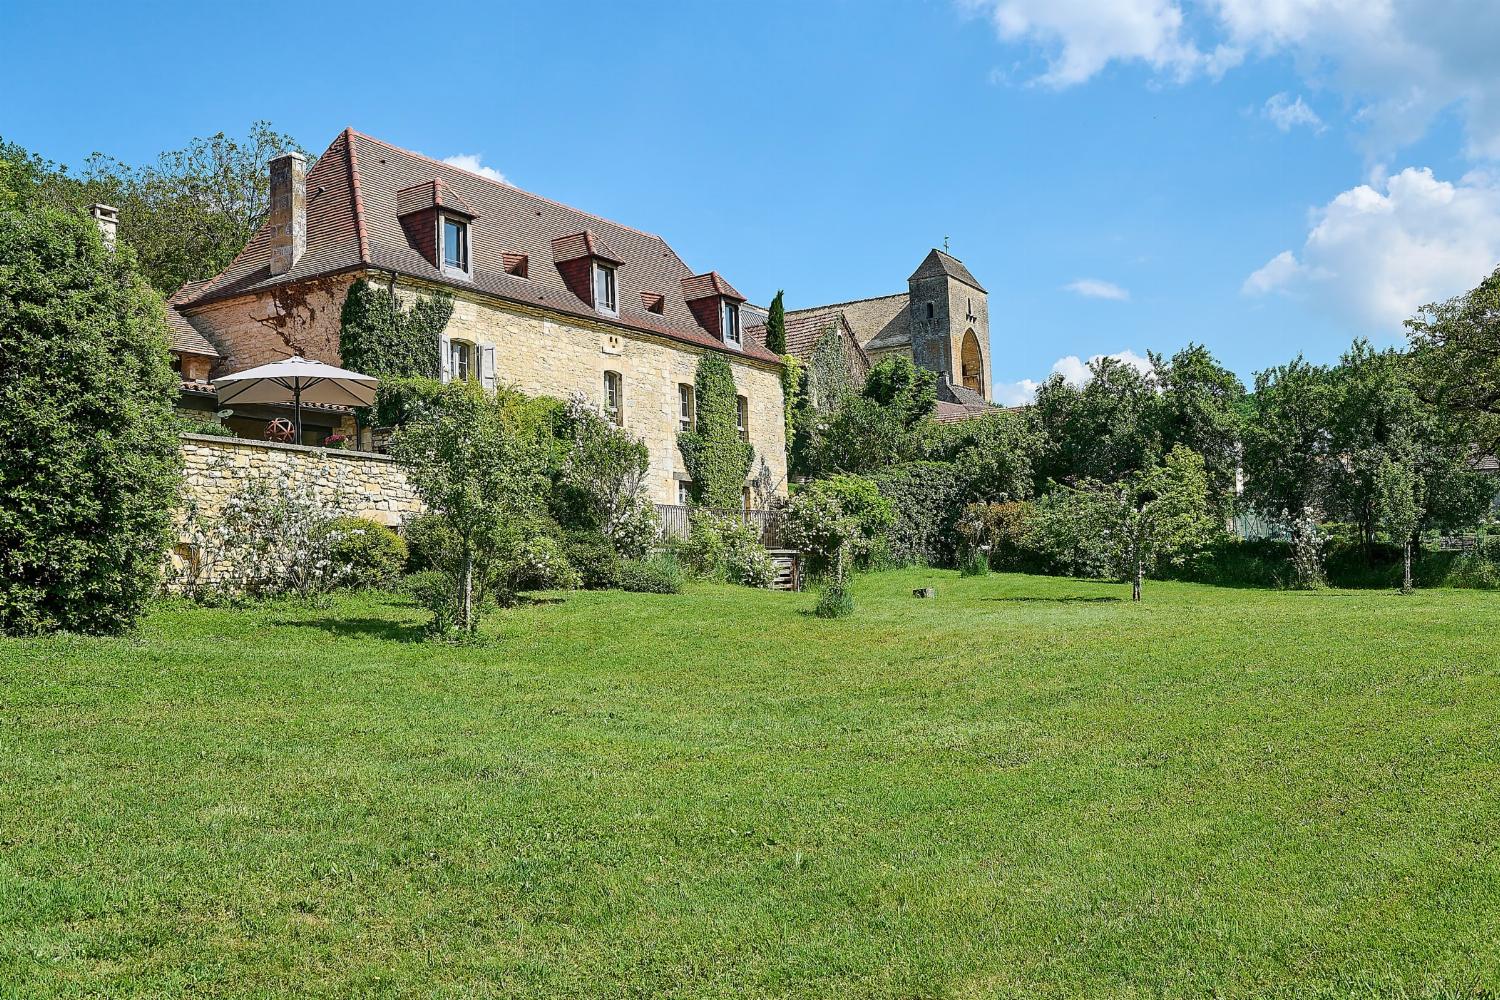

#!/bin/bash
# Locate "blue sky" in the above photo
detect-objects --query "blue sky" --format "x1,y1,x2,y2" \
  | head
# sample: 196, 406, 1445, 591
4, 0, 1498, 401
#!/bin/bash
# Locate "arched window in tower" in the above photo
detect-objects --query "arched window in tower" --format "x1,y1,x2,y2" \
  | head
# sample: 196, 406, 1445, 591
960, 329, 984, 395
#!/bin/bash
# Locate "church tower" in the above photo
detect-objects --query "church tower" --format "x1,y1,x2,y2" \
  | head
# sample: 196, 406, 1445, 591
906, 249, 990, 402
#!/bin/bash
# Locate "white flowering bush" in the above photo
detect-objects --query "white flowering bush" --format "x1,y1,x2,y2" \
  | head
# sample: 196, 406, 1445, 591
1288, 510, 1326, 590
172, 471, 352, 602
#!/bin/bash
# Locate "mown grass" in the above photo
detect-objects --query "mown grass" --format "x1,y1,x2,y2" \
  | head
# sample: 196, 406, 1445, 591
1, 570, 1497, 998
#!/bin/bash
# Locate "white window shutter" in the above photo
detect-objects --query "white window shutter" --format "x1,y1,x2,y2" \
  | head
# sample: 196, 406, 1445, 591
481, 345, 497, 389
439, 336, 452, 383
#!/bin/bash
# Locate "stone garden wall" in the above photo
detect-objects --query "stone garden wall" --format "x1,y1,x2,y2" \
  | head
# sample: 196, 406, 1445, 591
178, 433, 423, 528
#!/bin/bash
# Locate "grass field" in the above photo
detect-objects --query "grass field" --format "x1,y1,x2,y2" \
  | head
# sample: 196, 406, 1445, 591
2, 570, 1497, 998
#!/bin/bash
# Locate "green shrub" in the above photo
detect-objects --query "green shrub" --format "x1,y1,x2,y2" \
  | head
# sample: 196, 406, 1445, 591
562, 530, 622, 590
618, 554, 685, 594
323, 516, 407, 590
498, 536, 581, 597
402, 570, 461, 636
814, 581, 853, 618
0, 205, 180, 635
402, 513, 454, 573
675, 512, 774, 586
725, 542, 778, 588
175, 412, 237, 438
868, 461, 964, 567
959, 549, 990, 577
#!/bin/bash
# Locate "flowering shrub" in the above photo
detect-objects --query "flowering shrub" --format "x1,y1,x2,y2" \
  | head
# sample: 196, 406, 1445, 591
676, 512, 775, 587
498, 536, 581, 598
320, 516, 407, 590
173, 471, 351, 602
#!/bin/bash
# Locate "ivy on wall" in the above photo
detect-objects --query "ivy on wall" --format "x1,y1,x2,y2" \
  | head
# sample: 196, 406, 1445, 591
338, 276, 454, 380
677, 353, 754, 508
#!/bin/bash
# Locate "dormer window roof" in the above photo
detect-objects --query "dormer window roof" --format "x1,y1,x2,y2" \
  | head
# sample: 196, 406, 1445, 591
682, 271, 747, 346
553, 230, 627, 314
395, 178, 478, 275
396, 178, 477, 220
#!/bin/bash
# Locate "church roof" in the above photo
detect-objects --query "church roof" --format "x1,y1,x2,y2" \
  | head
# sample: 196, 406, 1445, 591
908, 248, 986, 293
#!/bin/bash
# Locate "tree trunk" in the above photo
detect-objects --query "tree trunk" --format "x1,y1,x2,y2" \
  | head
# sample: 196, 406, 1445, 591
461, 549, 475, 632
1132, 556, 1143, 602
1402, 537, 1413, 595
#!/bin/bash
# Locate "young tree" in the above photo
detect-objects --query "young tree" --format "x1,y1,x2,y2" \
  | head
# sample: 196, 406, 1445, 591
1373, 455, 1422, 594
389, 381, 550, 635
0, 203, 180, 634
1032, 356, 1160, 487
765, 289, 787, 355
552, 394, 657, 557
861, 356, 937, 428
677, 353, 754, 508
1094, 446, 1217, 601
1150, 344, 1244, 516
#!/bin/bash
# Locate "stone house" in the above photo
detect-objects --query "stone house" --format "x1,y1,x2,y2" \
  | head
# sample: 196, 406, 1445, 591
167, 128, 787, 506
758, 249, 995, 422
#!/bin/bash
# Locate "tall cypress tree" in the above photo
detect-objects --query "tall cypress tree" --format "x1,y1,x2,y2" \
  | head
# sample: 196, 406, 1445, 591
765, 289, 787, 355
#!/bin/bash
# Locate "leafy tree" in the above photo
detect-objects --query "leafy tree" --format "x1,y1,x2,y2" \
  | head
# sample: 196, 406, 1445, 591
765, 289, 787, 355
677, 353, 754, 507
1, 124, 306, 295
340, 277, 454, 382
782, 475, 893, 586
0, 203, 180, 634
922, 408, 1040, 503
861, 356, 936, 428
1150, 344, 1244, 515
1241, 356, 1335, 521
1407, 266, 1500, 452
1032, 356, 1160, 487
551, 394, 657, 557
1373, 454, 1422, 594
802, 394, 922, 476
389, 381, 551, 635
1092, 445, 1217, 601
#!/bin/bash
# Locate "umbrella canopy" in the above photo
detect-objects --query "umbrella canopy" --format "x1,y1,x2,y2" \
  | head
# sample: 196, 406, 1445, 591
213, 356, 378, 441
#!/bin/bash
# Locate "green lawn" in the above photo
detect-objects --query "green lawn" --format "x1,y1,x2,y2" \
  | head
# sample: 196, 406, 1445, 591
1, 571, 1497, 999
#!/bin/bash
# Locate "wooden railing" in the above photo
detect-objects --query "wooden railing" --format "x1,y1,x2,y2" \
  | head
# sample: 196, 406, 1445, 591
656, 504, 784, 547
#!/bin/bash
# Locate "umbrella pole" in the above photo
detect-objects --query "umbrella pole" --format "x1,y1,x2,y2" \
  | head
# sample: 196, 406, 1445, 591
294, 385, 303, 444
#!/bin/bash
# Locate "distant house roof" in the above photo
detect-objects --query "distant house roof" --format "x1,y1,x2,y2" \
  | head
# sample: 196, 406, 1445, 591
746, 310, 871, 378
178, 128, 778, 366
165, 281, 220, 358
908, 248, 986, 293
790, 292, 910, 352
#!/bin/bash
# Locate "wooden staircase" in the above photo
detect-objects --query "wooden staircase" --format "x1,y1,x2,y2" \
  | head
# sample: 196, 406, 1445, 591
767, 549, 801, 591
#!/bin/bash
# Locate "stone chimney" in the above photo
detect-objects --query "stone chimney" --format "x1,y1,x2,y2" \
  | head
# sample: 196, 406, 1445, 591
88, 203, 118, 251
267, 152, 307, 275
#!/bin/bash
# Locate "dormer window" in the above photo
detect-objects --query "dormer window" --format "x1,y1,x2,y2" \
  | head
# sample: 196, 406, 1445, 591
594, 261, 618, 315
722, 300, 741, 347
442, 216, 469, 274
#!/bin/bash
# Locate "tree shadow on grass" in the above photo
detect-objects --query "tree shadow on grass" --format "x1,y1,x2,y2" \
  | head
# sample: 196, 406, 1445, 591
985, 596, 1122, 604
272, 616, 429, 644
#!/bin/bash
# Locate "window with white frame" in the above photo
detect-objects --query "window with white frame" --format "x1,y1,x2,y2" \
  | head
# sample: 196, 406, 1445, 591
736, 394, 749, 442
678, 383, 695, 432
449, 339, 475, 382
603, 370, 623, 425
677, 480, 691, 506
594, 262, 618, 314
721, 300, 741, 346
442, 216, 469, 273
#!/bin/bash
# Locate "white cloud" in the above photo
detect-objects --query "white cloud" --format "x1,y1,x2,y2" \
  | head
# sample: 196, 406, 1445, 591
959, 0, 1216, 88
1241, 166, 1500, 329
439, 153, 508, 185
962, 0, 1500, 158
1065, 277, 1131, 301
993, 349, 1153, 405
1263, 92, 1325, 133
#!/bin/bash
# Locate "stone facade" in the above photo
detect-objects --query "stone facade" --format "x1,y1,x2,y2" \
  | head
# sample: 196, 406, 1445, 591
183, 274, 789, 505
178, 433, 421, 529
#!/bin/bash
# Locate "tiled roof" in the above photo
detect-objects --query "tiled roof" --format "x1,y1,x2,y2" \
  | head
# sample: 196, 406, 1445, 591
791, 292, 910, 351
681, 271, 745, 302
746, 309, 871, 376
908, 248, 986, 293
939, 380, 989, 408
551, 230, 625, 264
165, 281, 220, 358
180, 129, 778, 365
396, 178, 476, 219
935, 399, 992, 423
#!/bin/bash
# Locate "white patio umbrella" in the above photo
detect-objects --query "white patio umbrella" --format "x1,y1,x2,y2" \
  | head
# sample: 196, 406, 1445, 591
213, 356, 379, 443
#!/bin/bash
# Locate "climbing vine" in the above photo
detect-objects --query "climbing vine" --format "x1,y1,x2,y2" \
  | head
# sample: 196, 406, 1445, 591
677, 353, 754, 508
338, 276, 453, 380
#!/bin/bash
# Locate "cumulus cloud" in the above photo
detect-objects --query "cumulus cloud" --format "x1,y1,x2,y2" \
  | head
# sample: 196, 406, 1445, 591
1065, 277, 1131, 301
1241, 166, 1500, 329
962, 0, 1500, 158
439, 153, 508, 184
993, 349, 1153, 405
1263, 92, 1325, 133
